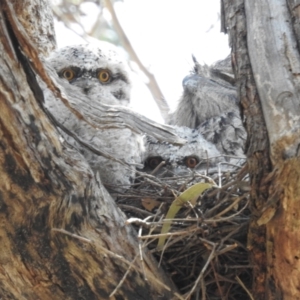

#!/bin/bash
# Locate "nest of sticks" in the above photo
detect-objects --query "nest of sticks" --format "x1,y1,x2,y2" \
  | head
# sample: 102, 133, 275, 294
114, 160, 252, 300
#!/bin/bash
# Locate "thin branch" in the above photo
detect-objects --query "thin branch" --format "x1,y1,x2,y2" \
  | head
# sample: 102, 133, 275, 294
235, 275, 254, 300
184, 243, 216, 300
103, 0, 170, 121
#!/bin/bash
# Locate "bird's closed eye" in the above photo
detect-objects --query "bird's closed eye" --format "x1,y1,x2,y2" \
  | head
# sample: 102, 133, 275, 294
61, 68, 76, 81
98, 69, 111, 83
184, 156, 199, 168
146, 156, 164, 170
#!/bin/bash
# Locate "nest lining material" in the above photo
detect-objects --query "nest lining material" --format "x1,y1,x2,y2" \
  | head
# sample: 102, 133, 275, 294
115, 160, 252, 300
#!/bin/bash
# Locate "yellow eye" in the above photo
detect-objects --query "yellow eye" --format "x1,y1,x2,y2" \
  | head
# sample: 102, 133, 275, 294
146, 157, 163, 169
185, 156, 199, 168
62, 68, 75, 81
98, 70, 111, 83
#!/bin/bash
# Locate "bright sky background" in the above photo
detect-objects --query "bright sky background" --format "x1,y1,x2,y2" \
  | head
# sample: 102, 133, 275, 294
54, 0, 230, 122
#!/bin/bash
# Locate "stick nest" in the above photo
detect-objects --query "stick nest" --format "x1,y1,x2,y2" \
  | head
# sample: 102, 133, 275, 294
115, 161, 252, 300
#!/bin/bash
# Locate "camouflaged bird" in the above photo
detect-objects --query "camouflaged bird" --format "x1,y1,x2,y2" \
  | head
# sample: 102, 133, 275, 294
168, 56, 246, 158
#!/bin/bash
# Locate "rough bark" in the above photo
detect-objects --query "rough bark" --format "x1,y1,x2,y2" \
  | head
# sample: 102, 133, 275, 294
0, 1, 180, 299
222, 0, 300, 299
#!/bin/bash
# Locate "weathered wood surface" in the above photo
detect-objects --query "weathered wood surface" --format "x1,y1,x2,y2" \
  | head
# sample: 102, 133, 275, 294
246, 0, 300, 159
222, 0, 300, 299
0, 1, 180, 299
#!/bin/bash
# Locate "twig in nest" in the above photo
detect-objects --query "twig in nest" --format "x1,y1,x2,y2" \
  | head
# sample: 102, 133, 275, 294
215, 244, 238, 256
211, 261, 226, 300
151, 160, 166, 175
205, 199, 249, 224
235, 276, 254, 300
121, 206, 156, 217
201, 276, 207, 300
139, 227, 202, 240
213, 195, 245, 219
184, 243, 216, 300
118, 162, 251, 298
137, 215, 155, 280
126, 217, 155, 228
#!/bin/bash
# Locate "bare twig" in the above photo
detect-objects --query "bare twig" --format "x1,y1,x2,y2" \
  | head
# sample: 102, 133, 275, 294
184, 243, 216, 300
235, 276, 255, 300
117, 162, 251, 298
103, 0, 170, 120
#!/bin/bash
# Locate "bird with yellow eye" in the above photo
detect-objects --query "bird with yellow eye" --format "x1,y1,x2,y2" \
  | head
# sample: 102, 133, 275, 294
46, 43, 224, 194
45, 43, 143, 195
98, 69, 110, 83
47, 43, 132, 107
60, 68, 111, 84
61, 68, 75, 81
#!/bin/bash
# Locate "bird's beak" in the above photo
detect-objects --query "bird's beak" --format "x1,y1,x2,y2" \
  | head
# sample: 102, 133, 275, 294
71, 78, 93, 94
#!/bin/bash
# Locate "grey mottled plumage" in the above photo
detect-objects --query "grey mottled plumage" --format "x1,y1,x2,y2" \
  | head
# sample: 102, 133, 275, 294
142, 126, 223, 177
45, 43, 143, 194
168, 56, 246, 157
47, 43, 131, 106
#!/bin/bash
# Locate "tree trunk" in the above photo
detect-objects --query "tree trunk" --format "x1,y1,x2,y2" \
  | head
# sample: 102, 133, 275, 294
222, 0, 300, 299
0, 1, 179, 299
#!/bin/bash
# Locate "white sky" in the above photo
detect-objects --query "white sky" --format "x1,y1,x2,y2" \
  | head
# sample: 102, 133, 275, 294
54, 0, 230, 122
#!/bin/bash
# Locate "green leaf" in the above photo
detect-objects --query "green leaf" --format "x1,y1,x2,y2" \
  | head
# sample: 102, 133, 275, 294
157, 182, 213, 250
